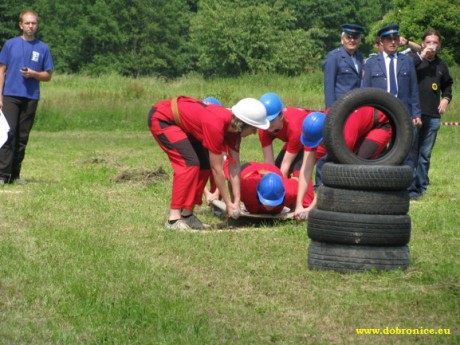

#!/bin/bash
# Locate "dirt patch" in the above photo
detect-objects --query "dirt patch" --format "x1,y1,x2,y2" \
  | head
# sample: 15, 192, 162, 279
113, 167, 169, 185
82, 156, 169, 185
83, 157, 122, 168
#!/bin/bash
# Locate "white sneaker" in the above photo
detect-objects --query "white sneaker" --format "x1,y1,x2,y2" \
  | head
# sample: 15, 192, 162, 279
182, 215, 209, 230
165, 219, 192, 230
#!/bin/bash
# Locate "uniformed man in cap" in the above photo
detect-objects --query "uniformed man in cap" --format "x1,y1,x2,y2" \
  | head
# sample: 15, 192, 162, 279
323, 24, 364, 108
362, 24, 421, 126
362, 24, 422, 189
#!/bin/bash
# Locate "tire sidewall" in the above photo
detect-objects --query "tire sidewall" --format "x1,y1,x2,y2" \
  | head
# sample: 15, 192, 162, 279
324, 88, 413, 165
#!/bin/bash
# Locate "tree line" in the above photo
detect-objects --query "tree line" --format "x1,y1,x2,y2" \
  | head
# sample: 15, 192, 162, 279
0, 0, 458, 78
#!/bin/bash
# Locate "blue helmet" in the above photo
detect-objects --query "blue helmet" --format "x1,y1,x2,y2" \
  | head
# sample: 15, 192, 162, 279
259, 92, 283, 121
300, 112, 326, 148
203, 97, 221, 106
257, 173, 285, 206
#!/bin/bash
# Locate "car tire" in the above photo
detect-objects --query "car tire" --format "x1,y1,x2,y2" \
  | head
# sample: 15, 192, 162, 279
321, 163, 413, 190
317, 185, 409, 215
308, 240, 410, 273
323, 88, 413, 165
308, 209, 411, 246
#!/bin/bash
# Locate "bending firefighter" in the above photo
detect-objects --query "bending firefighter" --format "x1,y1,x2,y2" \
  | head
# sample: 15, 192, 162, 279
258, 92, 316, 178
148, 96, 269, 230
295, 106, 392, 220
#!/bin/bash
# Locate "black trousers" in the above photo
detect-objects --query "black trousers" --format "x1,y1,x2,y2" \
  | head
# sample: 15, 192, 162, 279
0, 96, 38, 182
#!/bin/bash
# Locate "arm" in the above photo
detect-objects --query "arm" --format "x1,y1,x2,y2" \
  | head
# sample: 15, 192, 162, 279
262, 145, 275, 165
209, 151, 239, 217
323, 54, 337, 108
400, 37, 422, 52
294, 150, 316, 220
362, 60, 372, 87
408, 59, 422, 126
279, 150, 297, 177
0, 64, 6, 109
227, 148, 242, 217
439, 63, 453, 115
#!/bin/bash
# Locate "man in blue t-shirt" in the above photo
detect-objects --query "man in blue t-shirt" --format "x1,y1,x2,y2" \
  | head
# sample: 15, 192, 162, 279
0, 10, 54, 185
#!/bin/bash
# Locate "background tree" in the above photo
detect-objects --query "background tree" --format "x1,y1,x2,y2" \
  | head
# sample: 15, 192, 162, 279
31, 0, 193, 77
283, 0, 393, 56
0, 1, 34, 46
366, 0, 460, 64
190, 0, 321, 76
0, 0, 457, 77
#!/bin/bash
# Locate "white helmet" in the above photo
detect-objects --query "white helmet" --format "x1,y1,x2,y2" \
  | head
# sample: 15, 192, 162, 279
231, 98, 270, 130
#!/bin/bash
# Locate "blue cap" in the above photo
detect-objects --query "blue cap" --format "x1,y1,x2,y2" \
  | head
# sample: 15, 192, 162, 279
203, 97, 221, 106
341, 24, 363, 37
378, 24, 399, 38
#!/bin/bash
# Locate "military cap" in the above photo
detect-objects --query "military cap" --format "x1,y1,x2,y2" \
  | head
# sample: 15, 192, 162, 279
341, 24, 363, 37
378, 24, 399, 37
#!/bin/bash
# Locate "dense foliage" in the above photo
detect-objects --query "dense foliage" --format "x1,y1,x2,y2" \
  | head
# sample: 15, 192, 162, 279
0, 0, 458, 77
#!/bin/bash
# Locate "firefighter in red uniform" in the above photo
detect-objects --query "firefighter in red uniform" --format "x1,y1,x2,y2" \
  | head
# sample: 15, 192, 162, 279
258, 92, 320, 178
221, 161, 314, 214
295, 106, 392, 220
148, 97, 269, 230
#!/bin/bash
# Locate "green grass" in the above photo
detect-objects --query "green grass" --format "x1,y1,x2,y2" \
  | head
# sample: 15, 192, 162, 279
1, 71, 459, 344
35, 67, 459, 132
34, 71, 328, 132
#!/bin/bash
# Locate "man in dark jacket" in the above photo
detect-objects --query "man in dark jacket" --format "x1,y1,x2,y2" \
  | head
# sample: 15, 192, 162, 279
408, 29, 453, 200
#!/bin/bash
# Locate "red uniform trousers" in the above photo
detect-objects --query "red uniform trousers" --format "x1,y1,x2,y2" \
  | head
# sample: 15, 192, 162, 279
149, 117, 209, 210
344, 107, 392, 158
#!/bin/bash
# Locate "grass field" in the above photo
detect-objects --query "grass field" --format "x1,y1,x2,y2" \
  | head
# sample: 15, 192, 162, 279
0, 71, 459, 344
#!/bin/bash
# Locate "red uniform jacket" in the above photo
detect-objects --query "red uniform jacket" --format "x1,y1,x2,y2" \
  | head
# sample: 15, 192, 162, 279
226, 162, 314, 214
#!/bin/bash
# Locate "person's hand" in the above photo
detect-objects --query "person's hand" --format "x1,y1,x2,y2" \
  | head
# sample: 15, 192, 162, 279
413, 117, 422, 128
420, 46, 436, 59
294, 206, 310, 221
438, 98, 449, 114
204, 189, 219, 205
227, 202, 241, 219
20, 67, 35, 79
399, 36, 408, 46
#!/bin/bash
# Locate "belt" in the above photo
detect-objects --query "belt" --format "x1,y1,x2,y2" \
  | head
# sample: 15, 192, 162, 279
171, 97, 183, 129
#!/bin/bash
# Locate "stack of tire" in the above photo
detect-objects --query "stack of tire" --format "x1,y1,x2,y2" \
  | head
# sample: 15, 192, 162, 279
307, 88, 414, 273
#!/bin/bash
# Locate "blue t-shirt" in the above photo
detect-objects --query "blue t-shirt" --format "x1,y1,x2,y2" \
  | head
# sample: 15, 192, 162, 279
0, 36, 54, 100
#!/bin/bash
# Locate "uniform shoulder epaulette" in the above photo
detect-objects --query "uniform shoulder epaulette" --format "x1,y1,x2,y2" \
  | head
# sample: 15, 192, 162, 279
326, 48, 341, 58
366, 53, 379, 61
